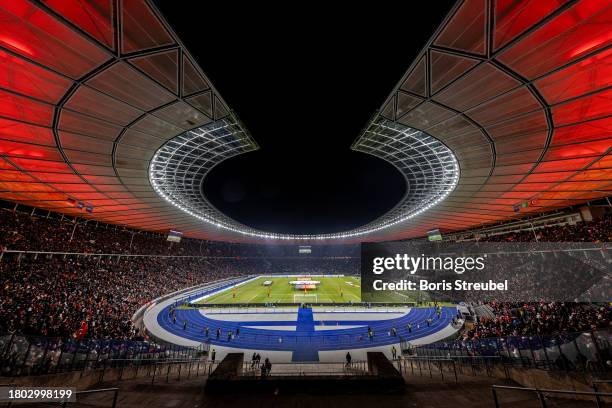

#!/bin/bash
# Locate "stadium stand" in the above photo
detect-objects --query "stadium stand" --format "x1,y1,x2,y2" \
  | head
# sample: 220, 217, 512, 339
453, 212, 611, 342
0, 257, 231, 339
476, 213, 612, 243
0, 256, 358, 340
465, 302, 610, 339
0, 204, 609, 343
1, 0, 611, 404
0, 206, 361, 257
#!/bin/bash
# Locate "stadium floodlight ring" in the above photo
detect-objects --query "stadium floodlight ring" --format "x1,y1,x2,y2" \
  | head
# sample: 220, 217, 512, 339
149, 116, 459, 241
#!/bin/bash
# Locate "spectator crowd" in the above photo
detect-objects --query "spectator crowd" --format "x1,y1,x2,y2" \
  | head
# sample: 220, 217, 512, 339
474, 213, 612, 243
461, 213, 611, 339
0, 208, 360, 257
0, 206, 359, 340
0, 203, 610, 343
0, 255, 359, 340
465, 302, 610, 339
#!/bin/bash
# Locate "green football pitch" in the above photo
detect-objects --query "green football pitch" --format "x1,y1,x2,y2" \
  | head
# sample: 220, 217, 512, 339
194, 275, 362, 304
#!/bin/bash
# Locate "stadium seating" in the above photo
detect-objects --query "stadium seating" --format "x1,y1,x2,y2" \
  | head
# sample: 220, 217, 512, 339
0, 206, 360, 257
0, 256, 357, 339
0, 206, 609, 348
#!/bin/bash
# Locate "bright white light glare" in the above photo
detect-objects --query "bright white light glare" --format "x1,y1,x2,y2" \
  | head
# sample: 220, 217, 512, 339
149, 117, 460, 241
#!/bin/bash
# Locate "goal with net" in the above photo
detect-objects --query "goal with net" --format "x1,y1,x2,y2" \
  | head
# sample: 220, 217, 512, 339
293, 293, 318, 304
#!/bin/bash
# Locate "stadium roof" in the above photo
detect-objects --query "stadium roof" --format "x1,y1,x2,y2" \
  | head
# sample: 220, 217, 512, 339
0, 0, 610, 243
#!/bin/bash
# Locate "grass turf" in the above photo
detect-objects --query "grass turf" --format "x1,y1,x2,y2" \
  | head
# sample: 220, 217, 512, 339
195, 276, 362, 304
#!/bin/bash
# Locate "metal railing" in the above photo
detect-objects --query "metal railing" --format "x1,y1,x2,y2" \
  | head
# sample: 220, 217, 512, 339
395, 355, 517, 382
491, 384, 612, 408
592, 380, 612, 407
396, 357, 459, 382
90, 357, 215, 384
240, 360, 369, 377
0, 333, 208, 377
147, 359, 216, 384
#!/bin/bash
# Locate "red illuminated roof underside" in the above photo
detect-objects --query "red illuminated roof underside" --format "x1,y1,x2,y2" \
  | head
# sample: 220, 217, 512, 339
0, 0, 609, 243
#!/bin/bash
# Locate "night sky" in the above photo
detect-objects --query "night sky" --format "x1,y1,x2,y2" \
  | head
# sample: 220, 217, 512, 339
155, 2, 455, 234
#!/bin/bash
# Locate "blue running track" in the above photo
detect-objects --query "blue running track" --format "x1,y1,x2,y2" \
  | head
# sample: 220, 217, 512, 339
157, 297, 456, 362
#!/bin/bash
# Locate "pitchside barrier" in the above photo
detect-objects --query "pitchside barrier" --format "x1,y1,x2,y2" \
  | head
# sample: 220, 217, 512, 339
173, 275, 259, 306
186, 302, 418, 308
